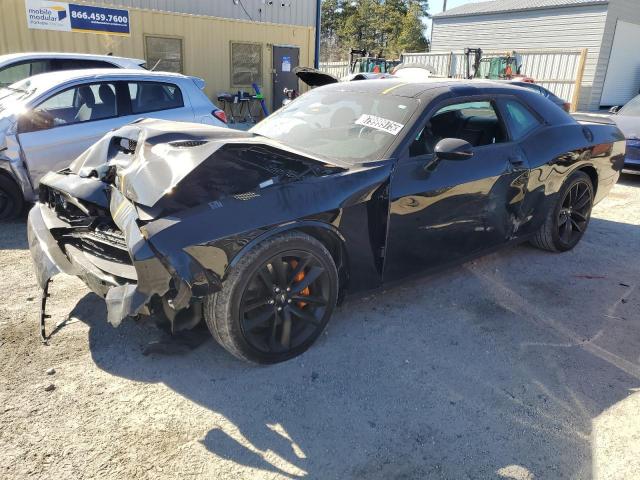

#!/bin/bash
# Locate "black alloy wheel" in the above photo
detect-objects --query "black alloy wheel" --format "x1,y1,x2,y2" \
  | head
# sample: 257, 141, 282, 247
530, 170, 594, 252
556, 179, 592, 248
239, 251, 331, 354
204, 231, 338, 364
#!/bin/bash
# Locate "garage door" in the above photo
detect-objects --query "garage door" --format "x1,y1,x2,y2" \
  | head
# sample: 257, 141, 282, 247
600, 20, 640, 106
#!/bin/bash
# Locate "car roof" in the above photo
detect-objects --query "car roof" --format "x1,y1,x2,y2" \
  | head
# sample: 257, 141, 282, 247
18, 68, 194, 90
316, 78, 530, 100
0, 52, 145, 67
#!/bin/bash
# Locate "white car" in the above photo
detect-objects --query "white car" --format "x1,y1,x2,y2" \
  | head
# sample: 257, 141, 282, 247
0, 69, 227, 219
0, 52, 146, 88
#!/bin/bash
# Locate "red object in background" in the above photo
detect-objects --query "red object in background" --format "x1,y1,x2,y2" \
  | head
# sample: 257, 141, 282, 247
213, 110, 227, 124
372, 65, 381, 73
562, 102, 571, 112
505, 64, 513, 78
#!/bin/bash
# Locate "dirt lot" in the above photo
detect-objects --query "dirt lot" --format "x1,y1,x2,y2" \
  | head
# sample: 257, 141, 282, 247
1, 175, 639, 480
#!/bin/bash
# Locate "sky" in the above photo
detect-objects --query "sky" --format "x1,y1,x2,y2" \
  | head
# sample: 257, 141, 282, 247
428, 0, 480, 15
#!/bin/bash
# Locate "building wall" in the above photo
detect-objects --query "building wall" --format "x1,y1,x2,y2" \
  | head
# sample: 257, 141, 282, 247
595, 0, 640, 105
0, 0, 315, 109
431, 4, 609, 110
79, 0, 318, 27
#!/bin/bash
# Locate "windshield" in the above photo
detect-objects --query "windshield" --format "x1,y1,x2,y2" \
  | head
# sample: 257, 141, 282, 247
0, 79, 38, 113
619, 95, 640, 117
250, 89, 418, 163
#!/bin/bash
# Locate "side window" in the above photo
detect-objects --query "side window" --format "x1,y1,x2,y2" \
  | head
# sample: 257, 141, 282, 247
410, 100, 507, 157
20, 82, 118, 133
127, 81, 183, 114
0, 60, 49, 87
502, 99, 542, 140
51, 59, 116, 71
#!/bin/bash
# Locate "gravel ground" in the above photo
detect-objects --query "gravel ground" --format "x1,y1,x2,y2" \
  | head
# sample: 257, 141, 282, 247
1, 174, 639, 480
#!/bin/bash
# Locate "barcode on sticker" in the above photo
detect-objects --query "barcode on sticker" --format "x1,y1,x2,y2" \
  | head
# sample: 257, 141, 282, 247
355, 114, 404, 135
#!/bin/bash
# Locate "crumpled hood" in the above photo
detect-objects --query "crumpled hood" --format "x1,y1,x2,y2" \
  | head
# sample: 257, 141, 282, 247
68, 118, 344, 214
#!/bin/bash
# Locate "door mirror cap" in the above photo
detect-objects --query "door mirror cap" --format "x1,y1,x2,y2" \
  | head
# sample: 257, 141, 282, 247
434, 138, 474, 161
609, 105, 621, 114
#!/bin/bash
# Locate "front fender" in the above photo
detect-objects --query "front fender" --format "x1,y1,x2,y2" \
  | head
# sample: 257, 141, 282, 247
145, 163, 393, 298
226, 219, 348, 271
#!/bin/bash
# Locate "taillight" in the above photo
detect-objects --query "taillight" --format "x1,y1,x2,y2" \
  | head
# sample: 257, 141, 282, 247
562, 102, 571, 112
213, 109, 227, 124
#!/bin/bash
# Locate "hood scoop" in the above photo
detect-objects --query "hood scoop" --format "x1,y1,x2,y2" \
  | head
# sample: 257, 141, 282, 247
169, 140, 209, 148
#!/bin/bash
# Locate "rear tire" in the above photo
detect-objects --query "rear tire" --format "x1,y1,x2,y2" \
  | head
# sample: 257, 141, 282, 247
204, 231, 338, 364
0, 175, 24, 221
530, 171, 594, 252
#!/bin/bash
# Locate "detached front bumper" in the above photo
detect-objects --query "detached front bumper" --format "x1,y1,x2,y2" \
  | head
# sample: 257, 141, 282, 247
28, 203, 80, 289
27, 190, 173, 327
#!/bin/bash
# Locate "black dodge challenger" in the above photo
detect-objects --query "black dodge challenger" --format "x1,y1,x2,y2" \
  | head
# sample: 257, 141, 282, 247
28, 80, 625, 363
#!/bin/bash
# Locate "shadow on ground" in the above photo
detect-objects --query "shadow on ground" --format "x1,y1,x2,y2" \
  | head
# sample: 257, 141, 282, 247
57, 214, 640, 479
619, 172, 640, 186
0, 210, 29, 250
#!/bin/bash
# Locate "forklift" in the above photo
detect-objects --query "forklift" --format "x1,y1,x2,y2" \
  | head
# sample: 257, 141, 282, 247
349, 48, 400, 74
464, 48, 533, 82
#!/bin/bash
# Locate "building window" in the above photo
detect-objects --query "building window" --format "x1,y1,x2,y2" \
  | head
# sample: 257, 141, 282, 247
231, 42, 262, 87
145, 36, 183, 73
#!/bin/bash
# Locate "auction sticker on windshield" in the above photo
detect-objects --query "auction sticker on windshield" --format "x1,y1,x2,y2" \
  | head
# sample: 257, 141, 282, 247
355, 114, 404, 135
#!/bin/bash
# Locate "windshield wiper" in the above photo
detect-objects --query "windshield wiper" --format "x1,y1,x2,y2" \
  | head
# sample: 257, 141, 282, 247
0, 85, 29, 94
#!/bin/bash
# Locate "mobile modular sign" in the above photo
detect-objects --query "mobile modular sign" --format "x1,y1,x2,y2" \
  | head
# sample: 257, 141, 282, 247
25, 0, 130, 35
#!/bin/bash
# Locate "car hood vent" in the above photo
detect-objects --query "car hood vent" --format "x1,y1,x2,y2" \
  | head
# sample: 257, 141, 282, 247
169, 140, 208, 148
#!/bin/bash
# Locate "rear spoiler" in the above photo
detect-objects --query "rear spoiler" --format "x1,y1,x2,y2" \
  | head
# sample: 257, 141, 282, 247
190, 76, 206, 91
571, 112, 616, 125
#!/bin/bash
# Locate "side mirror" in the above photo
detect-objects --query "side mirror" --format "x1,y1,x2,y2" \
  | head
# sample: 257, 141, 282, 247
434, 138, 474, 161
609, 106, 621, 114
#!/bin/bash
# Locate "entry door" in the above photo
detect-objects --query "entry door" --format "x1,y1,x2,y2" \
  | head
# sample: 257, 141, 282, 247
600, 20, 640, 106
272, 46, 300, 111
383, 100, 529, 282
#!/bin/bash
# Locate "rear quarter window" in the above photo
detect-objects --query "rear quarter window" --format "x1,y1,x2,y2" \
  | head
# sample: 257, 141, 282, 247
127, 81, 184, 114
502, 99, 542, 140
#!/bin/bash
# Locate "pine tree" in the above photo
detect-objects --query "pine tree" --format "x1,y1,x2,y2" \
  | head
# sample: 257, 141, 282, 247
321, 0, 430, 61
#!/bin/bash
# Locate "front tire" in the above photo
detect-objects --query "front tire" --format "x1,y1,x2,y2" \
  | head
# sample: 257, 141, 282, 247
0, 175, 24, 221
204, 231, 338, 364
530, 171, 594, 252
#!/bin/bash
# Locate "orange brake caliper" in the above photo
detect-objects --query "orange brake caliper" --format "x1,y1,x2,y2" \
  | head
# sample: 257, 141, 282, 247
289, 260, 309, 308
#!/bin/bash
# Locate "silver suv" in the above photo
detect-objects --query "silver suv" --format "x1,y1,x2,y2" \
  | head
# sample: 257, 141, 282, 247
0, 52, 146, 88
0, 69, 227, 219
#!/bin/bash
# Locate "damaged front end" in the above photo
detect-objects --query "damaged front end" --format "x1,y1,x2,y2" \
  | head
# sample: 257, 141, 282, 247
28, 119, 347, 339
27, 177, 184, 335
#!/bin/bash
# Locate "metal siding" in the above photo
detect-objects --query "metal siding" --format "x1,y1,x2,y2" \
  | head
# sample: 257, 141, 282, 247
433, 0, 608, 18
431, 4, 608, 109
0, 0, 315, 109
72, 0, 317, 27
